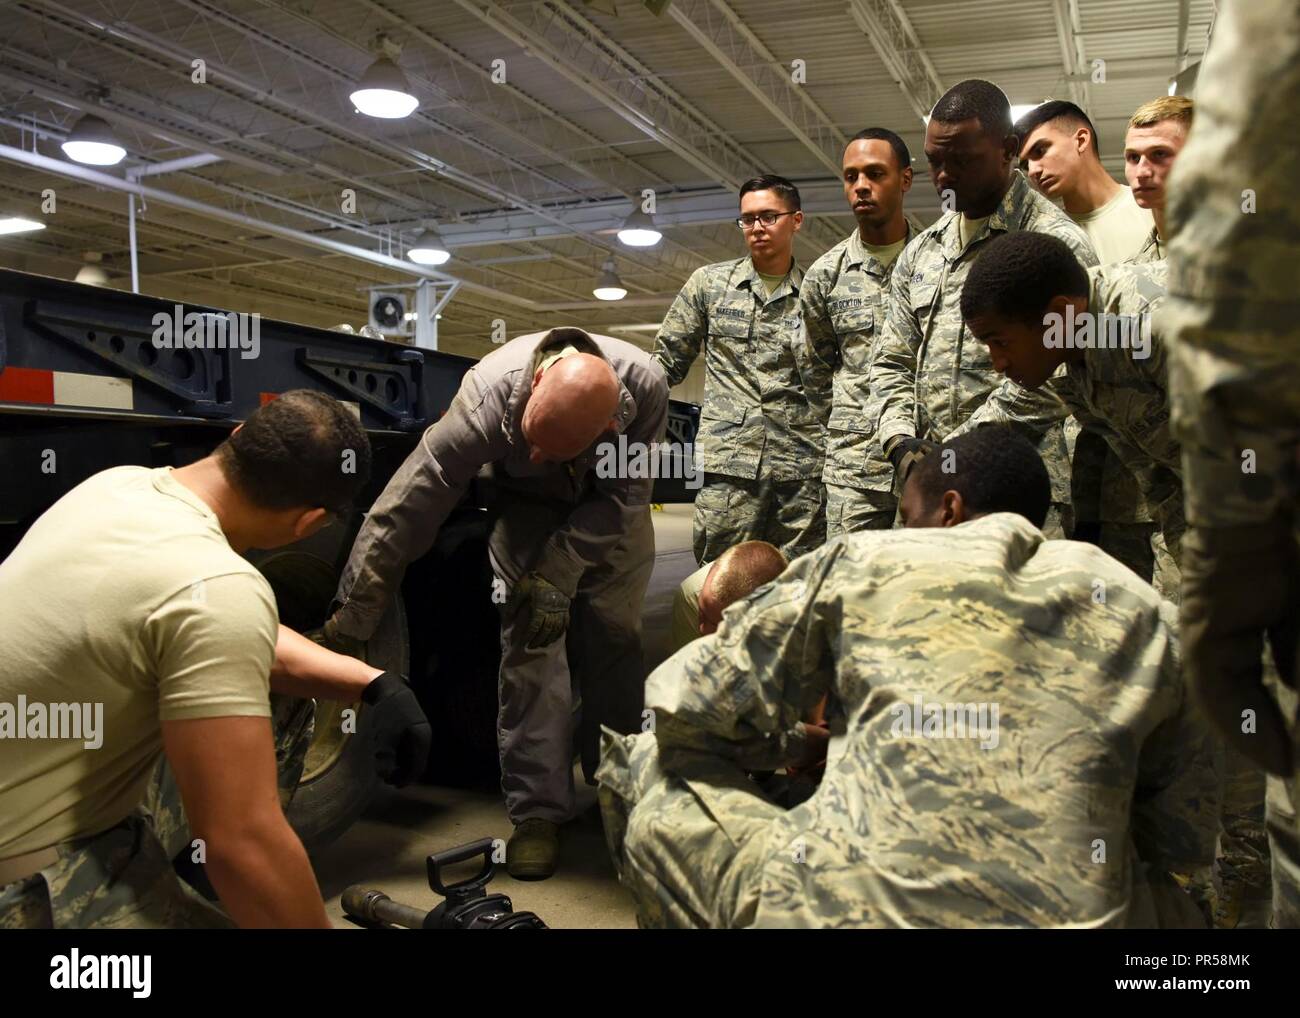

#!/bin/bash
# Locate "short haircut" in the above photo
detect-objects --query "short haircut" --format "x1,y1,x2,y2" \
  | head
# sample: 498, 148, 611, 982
707, 541, 787, 613
1129, 95, 1194, 132
739, 174, 801, 211
215, 389, 372, 516
1014, 99, 1100, 157
849, 127, 912, 171
907, 428, 1051, 528
930, 79, 1012, 138
960, 231, 1090, 327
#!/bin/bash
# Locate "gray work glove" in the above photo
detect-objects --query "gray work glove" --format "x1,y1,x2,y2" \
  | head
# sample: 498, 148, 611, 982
311, 616, 368, 662
509, 572, 572, 649
887, 435, 936, 486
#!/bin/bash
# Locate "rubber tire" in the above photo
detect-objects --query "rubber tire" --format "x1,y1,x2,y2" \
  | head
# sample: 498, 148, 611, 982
401, 515, 503, 789
247, 529, 409, 852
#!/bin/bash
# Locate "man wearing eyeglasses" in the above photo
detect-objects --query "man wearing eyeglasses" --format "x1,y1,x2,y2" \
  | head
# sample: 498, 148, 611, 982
654, 174, 825, 566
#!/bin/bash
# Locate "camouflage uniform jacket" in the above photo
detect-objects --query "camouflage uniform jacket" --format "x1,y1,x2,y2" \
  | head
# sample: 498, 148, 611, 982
868, 170, 1099, 504
333, 328, 668, 639
640, 513, 1218, 926
1164, 0, 1300, 530
962, 261, 1184, 560
1131, 226, 1164, 265
800, 217, 922, 491
654, 257, 822, 481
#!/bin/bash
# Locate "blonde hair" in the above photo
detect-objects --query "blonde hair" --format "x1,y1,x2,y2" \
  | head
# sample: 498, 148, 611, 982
707, 541, 787, 613
1129, 95, 1194, 132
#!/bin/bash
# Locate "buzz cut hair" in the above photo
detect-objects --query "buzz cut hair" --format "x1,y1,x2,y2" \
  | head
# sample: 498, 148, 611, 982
907, 428, 1051, 529
960, 231, 1090, 327
707, 541, 788, 614
930, 79, 1013, 138
1014, 99, 1100, 157
849, 127, 912, 171
739, 174, 801, 211
215, 389, 372, 517
1129, 95, 1195, 132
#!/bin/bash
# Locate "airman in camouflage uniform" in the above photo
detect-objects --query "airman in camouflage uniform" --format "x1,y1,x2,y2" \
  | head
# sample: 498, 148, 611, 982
799, 129, 923, 538
956, 232, 1271, 921
957, 255, 1182, 594
801, 217, 924, 536
869, 168, 1098, 537
597, 512, 1218, 927
1072, 105, 1187, 588
1163, 0, 1300, 928
655, 176, 825, 565
1069, 213, 1165, 585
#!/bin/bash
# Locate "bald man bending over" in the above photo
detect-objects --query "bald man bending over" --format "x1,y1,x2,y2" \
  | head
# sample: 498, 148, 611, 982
324, 327, 668, 879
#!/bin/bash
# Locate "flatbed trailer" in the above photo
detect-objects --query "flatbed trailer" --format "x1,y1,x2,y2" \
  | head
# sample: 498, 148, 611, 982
0, 268, 698, 847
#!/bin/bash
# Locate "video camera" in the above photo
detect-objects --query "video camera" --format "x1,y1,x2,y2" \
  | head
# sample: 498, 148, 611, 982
342, 837, 546, 929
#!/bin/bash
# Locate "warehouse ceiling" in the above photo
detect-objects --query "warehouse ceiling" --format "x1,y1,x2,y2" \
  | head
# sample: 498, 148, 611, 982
0, 0, 1213, 360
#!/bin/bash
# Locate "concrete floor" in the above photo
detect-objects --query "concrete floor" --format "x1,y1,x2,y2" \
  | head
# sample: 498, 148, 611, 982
313, 505, 698, 930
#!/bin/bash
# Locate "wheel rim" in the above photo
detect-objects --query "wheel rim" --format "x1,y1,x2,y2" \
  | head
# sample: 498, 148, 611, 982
253, 550, 358, 784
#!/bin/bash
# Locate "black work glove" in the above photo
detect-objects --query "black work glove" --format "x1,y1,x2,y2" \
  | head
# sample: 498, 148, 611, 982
1182, 517, 1299, 777
887, 435, 936, 486
360, 671, 432, 787
509, 572, 572, 649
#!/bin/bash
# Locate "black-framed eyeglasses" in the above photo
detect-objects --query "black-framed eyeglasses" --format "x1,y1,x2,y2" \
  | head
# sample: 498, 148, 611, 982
736, 211, 798, 230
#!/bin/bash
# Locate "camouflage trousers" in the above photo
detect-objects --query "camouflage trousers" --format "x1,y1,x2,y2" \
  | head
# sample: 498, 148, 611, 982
1090, 522, 1180, 604
1148, 544, 1268, 921
1097, 522, 1157, 584
597, 729, 1205, 928
596, 729, 782, 928
1151, 530, 1181, 603
824, 483, 895, 539
1267, 677, 1300, 928
693, 474, 825, 566
1218, 747, 1271, 893
0, 695, 315, 929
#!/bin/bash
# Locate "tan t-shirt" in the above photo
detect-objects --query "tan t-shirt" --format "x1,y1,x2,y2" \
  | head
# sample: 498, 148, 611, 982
958, 213, 991, 250
863, 236, 908, 268
757, 270, 789, 296
1068, 185, 1154, 265
0, 467, 278, 855
670, 562, 712, 654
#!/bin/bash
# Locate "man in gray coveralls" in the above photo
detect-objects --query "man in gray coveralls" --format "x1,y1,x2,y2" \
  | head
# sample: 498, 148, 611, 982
323, 326, 669, 880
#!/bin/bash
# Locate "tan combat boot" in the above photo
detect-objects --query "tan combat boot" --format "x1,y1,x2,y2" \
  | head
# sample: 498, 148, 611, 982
507, 818, 560, 880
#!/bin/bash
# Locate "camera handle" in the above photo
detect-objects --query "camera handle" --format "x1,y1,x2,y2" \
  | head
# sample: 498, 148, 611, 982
427, 837, 498, 907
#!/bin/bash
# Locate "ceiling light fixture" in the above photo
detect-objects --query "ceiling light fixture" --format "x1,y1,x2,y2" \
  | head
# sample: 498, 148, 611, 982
593, 259, 627, 301
350, 57, 419, 119
407, 226, 451, 266
75, 253, 109, 286
617, 207, 662, 247
61, 114, 127, 166
0, 216, 45, 235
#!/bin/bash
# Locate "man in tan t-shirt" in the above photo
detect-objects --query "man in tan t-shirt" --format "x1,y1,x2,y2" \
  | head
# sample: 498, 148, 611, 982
1016, 100, 1153, 263
0, 390, 430, 928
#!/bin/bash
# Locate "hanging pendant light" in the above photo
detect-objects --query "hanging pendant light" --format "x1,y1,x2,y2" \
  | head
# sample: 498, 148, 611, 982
617, 207, 662, 247
62, 114, 127, 166
351, 57, 419, 119
407, 226, 451, 266
592, 259, 627, 301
